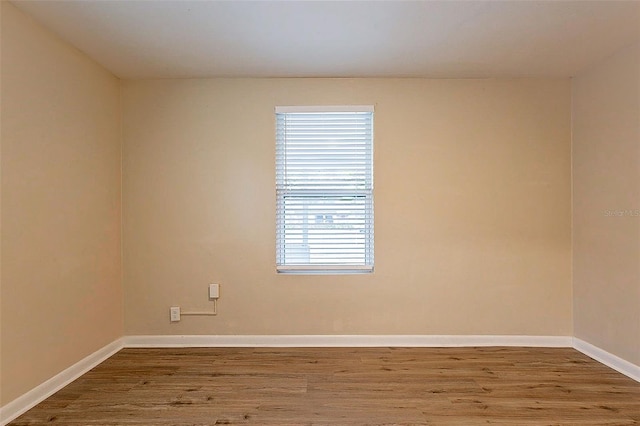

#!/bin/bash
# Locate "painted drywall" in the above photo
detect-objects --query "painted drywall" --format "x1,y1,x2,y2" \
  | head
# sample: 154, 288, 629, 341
572, 42, 640, 366
0, 2, 122, 405
0, 0, 4, 408
123, 78, 572, 337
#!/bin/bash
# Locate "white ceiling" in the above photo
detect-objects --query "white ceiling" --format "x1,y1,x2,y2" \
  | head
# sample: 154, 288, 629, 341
11, 0, 640, 79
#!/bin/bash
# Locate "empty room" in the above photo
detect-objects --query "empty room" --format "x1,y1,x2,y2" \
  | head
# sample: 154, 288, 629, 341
1, 0, 639, 424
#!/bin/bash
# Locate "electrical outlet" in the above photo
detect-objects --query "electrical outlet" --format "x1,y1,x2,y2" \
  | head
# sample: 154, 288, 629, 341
170, 306, 180, 322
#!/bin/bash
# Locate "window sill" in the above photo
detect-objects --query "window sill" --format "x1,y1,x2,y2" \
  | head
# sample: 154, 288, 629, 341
276, 265, 374, 275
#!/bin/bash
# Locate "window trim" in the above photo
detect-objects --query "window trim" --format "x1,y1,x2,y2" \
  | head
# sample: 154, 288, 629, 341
275, 105, 375, 274
275, 105, 375, 113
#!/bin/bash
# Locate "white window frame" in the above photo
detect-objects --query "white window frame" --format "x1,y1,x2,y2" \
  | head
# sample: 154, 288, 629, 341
275, 105, 374, 274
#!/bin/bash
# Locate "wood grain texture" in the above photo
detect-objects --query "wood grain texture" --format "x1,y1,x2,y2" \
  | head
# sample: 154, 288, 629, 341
10, 347, 640, 425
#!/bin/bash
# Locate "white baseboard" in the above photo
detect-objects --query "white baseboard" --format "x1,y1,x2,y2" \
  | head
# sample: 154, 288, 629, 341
123, 334, 573, 348
0, 338, 124, 426
573, 338, 640, 383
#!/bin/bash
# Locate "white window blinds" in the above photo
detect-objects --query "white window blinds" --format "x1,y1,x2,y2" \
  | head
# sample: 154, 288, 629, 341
275, 106, 374, 273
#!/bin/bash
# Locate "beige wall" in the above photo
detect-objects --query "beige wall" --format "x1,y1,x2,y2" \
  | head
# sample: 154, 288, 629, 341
0, 0, 4, 407
0, 2, 122, 405
572, 42, 640, 365
123, 78, 572, 336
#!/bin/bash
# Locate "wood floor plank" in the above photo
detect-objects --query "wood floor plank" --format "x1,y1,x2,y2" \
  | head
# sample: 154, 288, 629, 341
9, 347, 640, 425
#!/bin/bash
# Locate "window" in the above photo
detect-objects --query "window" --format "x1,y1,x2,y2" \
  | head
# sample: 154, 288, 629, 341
275, 106, 374, 274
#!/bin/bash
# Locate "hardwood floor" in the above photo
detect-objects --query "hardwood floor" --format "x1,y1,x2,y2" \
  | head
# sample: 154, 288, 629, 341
10, 347, 640, 425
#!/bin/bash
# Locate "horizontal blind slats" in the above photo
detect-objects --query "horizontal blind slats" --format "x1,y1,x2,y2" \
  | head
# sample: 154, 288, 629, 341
275, 109, 374, 271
